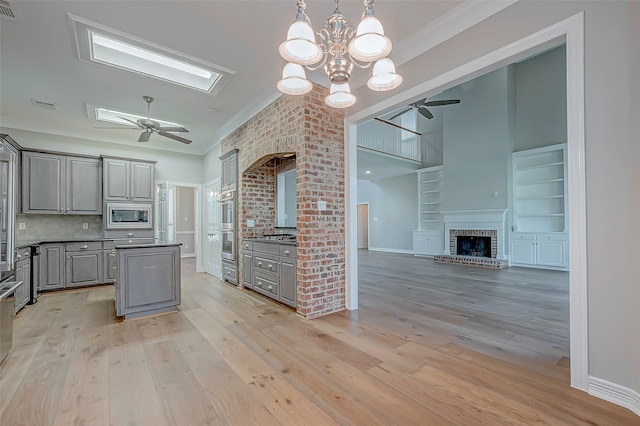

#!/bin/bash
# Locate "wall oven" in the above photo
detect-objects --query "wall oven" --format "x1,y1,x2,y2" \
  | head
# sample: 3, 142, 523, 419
220, 190, 235, 230
221, 229, 235, 260
106, 202, 153, 230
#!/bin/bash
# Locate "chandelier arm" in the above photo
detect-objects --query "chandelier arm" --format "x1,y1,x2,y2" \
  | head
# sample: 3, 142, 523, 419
349, 55, 373, 70
305, 54, 329, 71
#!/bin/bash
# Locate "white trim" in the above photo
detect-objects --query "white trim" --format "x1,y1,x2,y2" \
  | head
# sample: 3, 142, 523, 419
588, 376, 640, 417
442, 209, 508, 260
201, 178, 222, 278
367, 247, 415, 255
357, 202, 370, 250
345, 12, 588, 391
345, 122, 358, 310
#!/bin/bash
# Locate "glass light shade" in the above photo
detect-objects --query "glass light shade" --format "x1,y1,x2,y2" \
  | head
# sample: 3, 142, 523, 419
367, 58, 402, 91
279, 21, 323, 65
277, 63, 313, 95
348, 16, 391, 62
325, 83, 356, 108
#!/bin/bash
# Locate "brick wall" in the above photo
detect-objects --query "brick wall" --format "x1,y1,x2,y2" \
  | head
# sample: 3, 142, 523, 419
221, 85, 346, 318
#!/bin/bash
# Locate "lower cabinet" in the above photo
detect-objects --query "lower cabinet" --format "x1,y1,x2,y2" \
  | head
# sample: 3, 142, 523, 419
413, 230, 444, 256
65, 242, 103, 287
14, 247, 31, 313
39, 243, 66, 290
243, 240, 297, 308
510, 232, 568, 269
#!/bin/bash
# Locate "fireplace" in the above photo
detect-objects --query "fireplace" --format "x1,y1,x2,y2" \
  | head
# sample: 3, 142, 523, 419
456, 235, 491, 257
434, 210, 508, 268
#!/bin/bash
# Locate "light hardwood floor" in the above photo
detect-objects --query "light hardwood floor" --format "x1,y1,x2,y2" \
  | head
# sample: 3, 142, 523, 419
1, 255, 637, 425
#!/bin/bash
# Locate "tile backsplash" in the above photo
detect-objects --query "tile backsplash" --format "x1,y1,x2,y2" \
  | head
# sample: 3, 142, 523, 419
16, 214, 103, 242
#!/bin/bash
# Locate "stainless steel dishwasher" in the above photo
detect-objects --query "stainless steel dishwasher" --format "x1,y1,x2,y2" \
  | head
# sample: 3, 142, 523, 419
0, 281, 21, 364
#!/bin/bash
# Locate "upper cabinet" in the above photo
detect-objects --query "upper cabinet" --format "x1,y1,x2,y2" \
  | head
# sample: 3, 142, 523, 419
220, 149, 238, 191
103, 157, 155, 202
22, 151, 102, 215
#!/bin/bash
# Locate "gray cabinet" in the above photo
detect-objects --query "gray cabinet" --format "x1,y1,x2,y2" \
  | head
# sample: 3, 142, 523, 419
103, 242, 117, 284
246, 240, 296, 308
115, 244, 181, 319
14, 247, 31, 313
220, 149, 238, 191
103, 157, 155, 202
65, 242, 103, 287
22, 151, 102, 215
39, 243, 65, 290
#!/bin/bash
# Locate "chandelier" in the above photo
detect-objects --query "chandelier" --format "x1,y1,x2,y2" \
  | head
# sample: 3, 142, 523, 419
277, 0, 402, 108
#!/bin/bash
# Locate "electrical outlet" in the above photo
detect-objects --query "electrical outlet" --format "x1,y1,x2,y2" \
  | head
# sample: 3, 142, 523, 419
18, 222, 26, 230
318, 200, 327, 211
82, 223, 88, 230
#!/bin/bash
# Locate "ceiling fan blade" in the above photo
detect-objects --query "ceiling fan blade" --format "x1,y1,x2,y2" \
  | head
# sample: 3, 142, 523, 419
138, 131, 152, 142
156, 126, 189, 133
94, 127, 138, 130
117, 116, 143, 128
388, 107, 412, 120
374, 117, 422, 136
158, 131, 192, 144
418, 106, 434, 119
423, 99, 461, 106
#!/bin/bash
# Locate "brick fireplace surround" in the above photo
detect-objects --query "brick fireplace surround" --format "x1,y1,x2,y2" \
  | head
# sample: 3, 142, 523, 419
221, 85, 346, 319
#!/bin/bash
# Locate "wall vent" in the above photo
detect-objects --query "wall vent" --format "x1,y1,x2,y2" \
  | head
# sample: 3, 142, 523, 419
0, 0, 16, 20
31, 99, 58, 110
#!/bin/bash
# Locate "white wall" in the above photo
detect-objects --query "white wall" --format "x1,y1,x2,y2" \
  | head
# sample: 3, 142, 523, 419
357, 175, 418, 252
441, 68, 512, 212
202, 143, 222, 183
3, 128, 204, 183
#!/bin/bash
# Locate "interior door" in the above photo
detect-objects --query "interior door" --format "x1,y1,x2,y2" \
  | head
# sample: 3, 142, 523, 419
357, 204, 369, 249
203, 180, 221, 277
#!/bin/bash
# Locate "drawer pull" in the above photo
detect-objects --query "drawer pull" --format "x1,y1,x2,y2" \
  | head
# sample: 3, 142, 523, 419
81, 245, 88, 249
16, 254, 21, 259
257, 281, 262, 286
267, 285, 273, 290
127, 233, 134, 237
267, 264, 273, 269
284, 250, 290, 255
257, 261, 262, 266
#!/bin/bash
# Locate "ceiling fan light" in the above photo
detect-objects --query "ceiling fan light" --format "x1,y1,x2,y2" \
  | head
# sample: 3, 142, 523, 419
277, 63, 313, 95
367, 58, 402, 91
279, 21, 322, 65
348, 16, 391, 62
325, 83, 356, 108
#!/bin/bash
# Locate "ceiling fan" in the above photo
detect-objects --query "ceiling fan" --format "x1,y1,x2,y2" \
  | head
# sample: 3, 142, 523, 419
389, 97, 461, 120
97, 96, 192, 144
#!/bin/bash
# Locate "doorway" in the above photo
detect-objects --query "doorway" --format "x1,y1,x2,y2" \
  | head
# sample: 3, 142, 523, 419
357, 203, 369, 249
202, 179, 222, 278
156, 182, 200, 259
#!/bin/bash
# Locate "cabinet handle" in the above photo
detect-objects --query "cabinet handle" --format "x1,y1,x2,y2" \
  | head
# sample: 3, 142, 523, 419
284, 250, 290, 255
267, 264, 273, 269
267, 285, 273, 290
67, 256, 71, 259
257, 281, 262, 287
257, 261, 262, 266
81, 245, 88, 249
16, 254, 21, 259
127, 233, 134, 237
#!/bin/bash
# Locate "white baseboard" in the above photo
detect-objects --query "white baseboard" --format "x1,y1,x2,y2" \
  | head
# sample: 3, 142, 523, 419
588, 376, 640, 417
367, 247, 414, 255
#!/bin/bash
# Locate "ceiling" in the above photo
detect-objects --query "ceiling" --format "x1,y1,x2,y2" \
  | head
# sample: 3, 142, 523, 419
0, 0, 465, 156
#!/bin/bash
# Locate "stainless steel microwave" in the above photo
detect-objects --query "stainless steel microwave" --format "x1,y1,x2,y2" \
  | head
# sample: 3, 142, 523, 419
106, 202, 153, 230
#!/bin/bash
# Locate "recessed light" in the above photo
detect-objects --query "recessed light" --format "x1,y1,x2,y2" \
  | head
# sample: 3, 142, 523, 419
207, 107, 217, 113
365, 170, 371, 174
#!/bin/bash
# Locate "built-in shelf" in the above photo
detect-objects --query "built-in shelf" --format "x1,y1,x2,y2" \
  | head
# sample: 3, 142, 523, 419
416, 165, 443, 232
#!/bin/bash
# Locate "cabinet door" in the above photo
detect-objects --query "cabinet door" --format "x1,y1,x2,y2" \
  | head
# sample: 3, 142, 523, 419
130, 161, 154, 202
66, 157, 102, 214
103, 250, 117, 283
537, 234, 567, 267
221, 154, 237, 190
427, 234, 444, 255
22, 152, 64, 214
39, 244, 65, 290
103, 158, 130, 201
280, 258, 296, 308
14, 260, 24, 313
511, 235, 537, 265
66, 251, 103, 287
413, 233, 429, 255
242, 252, 253, 288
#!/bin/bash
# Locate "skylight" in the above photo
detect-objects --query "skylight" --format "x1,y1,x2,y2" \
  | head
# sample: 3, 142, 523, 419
94, 107, 183, 128
69, 14, 236, 94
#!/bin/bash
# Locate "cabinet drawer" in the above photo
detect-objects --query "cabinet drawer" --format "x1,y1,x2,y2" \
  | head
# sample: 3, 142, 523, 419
252, 241, 279, 255
66, 241, 103, 252
511, 233, 536, 241
113, 238, 156, 246
222, 262, 237, 282
253, 274, 278, 297
537, 233, 566, 242
254, 254, 278, 275
104, 229, 154, 239
16, 247, 31, 259
242, 240, 253, 251
279, 245, 296, 258
103, 240, 115, 250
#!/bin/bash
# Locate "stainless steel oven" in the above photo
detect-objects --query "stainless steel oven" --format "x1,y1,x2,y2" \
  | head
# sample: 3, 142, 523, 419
220, 190, 235, 230
106, 202, 153, 230
221, 229, 235, 260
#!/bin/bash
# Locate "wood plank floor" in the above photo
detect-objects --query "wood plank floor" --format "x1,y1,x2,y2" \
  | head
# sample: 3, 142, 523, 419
1, 255, 637, 425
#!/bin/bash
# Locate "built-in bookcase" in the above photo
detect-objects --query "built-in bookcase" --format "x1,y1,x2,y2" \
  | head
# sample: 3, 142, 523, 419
512, 144, 567, 233
417, 166, 444, 232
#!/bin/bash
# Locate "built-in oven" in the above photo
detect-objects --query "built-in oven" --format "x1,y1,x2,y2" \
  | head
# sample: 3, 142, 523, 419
106, 202, 153, 230
221, 229, 235, 260
220, 190, 235, 230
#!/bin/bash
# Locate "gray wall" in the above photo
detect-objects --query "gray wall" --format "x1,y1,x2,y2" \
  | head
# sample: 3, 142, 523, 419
202, 143, 222, 183
357, 174, 418, 252
353, 0, 639, 396
441, 68, 513, 212
515, 45, 567, 151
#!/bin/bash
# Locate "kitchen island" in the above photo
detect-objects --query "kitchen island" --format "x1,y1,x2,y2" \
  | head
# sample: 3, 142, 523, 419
115, 242, 181, 320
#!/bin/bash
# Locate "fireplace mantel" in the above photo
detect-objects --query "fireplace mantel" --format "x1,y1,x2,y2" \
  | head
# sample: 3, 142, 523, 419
442, 209, 508, 260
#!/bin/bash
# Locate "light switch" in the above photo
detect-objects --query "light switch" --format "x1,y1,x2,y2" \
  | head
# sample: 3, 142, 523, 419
18, 222, 25, 230
318, 200, 327, 211
82, 223, 89, 230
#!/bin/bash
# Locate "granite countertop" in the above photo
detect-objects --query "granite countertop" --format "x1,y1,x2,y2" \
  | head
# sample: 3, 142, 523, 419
115, 242, 182, 249
246, 237, 297, 246
16, 237, 154, 248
